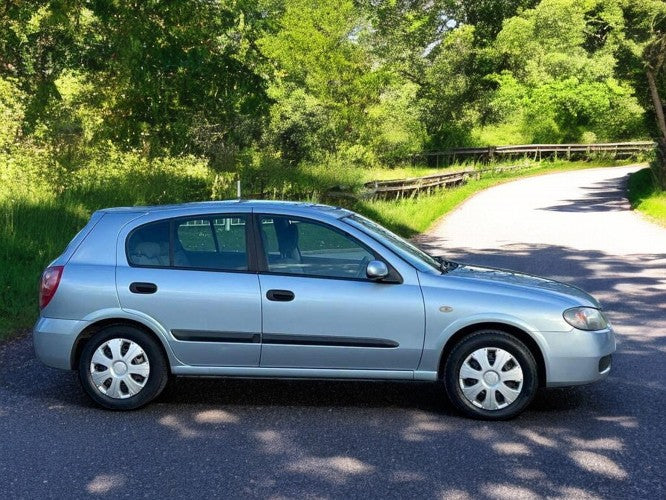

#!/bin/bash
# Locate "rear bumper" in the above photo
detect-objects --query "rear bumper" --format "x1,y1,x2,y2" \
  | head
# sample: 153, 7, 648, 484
543, 326, 616, 387
33, 317, 86, 370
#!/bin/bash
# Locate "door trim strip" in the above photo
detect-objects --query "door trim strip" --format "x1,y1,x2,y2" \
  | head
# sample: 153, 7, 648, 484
171, 329, 260, 343
262, 333, 399, 348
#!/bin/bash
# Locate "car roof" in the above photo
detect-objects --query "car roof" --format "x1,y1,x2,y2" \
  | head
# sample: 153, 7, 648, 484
97, 200, 353, 219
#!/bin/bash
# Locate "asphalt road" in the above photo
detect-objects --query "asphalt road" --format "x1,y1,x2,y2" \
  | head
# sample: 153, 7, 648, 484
1, 165, 665, 499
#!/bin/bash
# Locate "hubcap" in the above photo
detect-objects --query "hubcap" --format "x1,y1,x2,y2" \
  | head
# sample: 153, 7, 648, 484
89, 338, 150, 399
458, 347, 523, 410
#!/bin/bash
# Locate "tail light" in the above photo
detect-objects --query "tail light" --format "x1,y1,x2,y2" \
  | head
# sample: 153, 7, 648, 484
39, 266, 64, 309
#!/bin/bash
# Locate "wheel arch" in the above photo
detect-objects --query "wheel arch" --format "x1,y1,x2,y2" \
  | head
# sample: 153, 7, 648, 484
70, 318, 171, 371
437, 322, 547, 387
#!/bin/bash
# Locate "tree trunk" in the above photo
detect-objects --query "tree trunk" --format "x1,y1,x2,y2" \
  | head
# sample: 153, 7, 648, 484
646, 68, 666, 189
647, 68, 666, 141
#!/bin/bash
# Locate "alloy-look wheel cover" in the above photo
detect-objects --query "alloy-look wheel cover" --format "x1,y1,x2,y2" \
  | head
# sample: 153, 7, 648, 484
89, 338, 151, 399
458, 347, 524, 410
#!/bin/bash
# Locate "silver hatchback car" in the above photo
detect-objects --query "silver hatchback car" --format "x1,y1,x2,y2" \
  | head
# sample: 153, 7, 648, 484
34, 201, 615, 419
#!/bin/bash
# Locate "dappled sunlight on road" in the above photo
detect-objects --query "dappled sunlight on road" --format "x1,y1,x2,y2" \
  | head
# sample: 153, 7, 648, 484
194, 408, 239, 424
595, 415, 638, 428
116, 395, 638, 498
569, 450, 628, 480
401, 410, 452, 441
514, 428, 557, 447
287, 456, 375, 483
158, 414, 201, 438
86, 474, 126, 495
492, 441, 531, 455
479, 483, 539, 499
254, 429, 292, 454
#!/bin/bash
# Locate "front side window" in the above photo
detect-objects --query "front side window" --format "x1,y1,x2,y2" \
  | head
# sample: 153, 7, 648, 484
259, 216, 374, 279
127, 216, 248, 271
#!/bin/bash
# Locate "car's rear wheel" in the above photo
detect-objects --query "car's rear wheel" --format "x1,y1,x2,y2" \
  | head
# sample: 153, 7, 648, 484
443, 330, 538, 420
78, 325, 169, 410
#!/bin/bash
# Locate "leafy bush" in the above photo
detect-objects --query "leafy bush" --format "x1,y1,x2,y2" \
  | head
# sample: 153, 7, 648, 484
0, 78, 24, 150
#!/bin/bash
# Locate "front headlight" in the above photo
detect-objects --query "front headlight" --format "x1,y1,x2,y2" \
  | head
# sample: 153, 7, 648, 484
563, 307, 608, 331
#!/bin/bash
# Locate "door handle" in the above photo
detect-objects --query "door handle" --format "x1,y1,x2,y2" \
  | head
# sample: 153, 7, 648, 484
266, 289, 295, 302
129, 282, 158, 294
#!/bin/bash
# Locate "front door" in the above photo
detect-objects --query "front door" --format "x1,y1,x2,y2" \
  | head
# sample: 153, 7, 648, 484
116, 214, 261, 367
256, 215, 425, 371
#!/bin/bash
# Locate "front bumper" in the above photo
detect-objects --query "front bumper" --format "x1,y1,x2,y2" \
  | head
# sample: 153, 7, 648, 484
543, 326, 616, 387
33, 317, 86, 370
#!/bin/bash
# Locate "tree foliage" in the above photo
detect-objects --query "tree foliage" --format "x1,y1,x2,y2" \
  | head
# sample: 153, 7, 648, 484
0, 0, 664, 182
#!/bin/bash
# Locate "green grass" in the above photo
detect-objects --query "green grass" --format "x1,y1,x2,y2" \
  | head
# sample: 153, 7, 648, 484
0, 152, 638, 340
627, 167, 666, 226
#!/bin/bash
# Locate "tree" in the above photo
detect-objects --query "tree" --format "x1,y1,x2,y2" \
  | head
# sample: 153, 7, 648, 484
0, 1, 84, 138
620, 0, 666, 187
258, 0, 387, 164
81, 0, 270, 162
443, 0, 539, 45
486, 0, 645, 144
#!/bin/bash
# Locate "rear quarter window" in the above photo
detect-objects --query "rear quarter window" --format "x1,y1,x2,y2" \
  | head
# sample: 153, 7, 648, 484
127, 221, 170, 267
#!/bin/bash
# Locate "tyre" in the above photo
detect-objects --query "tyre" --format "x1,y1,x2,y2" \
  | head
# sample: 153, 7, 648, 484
78, 325, 169, 410
443, 330, 538, 420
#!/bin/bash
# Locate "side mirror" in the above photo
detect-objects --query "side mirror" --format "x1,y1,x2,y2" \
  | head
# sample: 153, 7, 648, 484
366, 260, 389, 280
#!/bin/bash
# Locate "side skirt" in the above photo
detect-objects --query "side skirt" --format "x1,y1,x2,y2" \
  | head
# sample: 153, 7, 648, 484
171, 366, 437, 381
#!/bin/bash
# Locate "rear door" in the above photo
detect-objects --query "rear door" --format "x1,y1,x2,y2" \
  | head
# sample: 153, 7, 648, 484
116, 212, 262, 367
256, 214, 425, 372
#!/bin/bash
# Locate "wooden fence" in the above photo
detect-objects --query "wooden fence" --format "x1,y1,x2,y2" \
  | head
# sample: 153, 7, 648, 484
358, 140, 656, 199
361, 164, 527, 200
408, 141, 655, 167
255, 141, 655, 202
363, 170, 473, 199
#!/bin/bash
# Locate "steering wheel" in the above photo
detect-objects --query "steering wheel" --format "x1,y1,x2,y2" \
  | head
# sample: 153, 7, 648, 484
356, 255, 371, 278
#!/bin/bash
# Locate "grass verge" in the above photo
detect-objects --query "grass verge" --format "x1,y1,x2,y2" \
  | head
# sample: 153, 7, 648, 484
627, 167, 666, 226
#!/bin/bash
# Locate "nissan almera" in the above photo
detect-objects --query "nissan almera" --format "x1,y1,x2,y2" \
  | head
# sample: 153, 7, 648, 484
34, 201, 615, 419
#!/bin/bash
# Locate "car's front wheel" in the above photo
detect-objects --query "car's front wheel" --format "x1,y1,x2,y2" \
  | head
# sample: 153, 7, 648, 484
443, 330, 538, 420
78, 325, 169, 410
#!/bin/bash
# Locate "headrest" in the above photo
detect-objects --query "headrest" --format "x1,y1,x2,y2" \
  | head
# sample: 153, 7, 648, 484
135, 242, 161, 259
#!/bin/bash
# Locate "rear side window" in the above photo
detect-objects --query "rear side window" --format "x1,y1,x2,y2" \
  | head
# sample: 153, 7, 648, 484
174, 217, 248, 270
176, 219, 216, 252
127, 216, 248, 271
